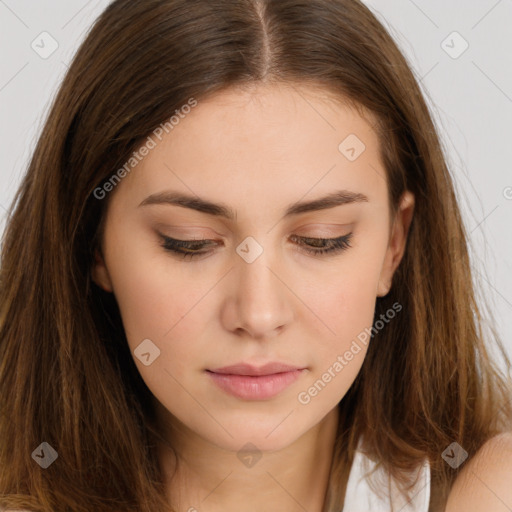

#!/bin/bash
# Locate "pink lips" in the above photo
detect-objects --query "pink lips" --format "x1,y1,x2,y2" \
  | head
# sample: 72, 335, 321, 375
206, 362, 307, 400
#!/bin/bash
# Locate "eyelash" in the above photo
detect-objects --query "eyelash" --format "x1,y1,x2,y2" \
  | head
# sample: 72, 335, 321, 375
159, 233, 353, 261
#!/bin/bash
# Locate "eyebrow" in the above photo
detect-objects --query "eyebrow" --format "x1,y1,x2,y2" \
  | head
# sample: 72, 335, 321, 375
138, 189, 369, 220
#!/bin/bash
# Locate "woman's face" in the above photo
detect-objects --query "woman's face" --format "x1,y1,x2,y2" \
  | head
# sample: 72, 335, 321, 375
92, 82, 413, 453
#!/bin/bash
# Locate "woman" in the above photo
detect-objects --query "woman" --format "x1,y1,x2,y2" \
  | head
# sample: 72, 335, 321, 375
1, 1, 511, 511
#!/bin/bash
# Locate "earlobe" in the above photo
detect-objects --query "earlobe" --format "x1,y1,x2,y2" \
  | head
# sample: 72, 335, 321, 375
377, 191, 415, 297
91, 248, 113, 293
377, 279, 391, 298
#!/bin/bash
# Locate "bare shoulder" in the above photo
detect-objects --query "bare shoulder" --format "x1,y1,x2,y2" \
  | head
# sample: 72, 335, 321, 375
445, 431, 512, 512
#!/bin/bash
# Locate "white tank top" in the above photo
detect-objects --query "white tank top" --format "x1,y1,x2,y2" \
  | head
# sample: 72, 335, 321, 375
342, 439, 431, 512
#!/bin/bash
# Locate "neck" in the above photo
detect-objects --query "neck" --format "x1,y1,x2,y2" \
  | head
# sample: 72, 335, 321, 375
154, 405, 340, 512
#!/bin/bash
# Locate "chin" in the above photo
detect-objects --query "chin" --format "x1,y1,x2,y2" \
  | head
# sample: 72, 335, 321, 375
203, 416, 312, 454
215, 432, 298, 455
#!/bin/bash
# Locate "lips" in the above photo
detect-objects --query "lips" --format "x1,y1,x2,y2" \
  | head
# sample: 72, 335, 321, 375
208, 362, 304, 376
206, 362, 307, 400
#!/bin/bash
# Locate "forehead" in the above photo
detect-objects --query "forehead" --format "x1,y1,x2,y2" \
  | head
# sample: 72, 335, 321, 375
112, 82, 387, 219
174, 82, 379, 151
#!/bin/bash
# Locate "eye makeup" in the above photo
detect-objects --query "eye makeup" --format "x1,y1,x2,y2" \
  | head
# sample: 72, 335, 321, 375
158, 233, 353, 261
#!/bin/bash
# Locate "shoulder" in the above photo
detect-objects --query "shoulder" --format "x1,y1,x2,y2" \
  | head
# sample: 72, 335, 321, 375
445, 431, 512, 511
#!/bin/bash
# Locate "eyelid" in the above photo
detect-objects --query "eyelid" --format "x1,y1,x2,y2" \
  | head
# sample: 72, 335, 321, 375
156, 223, 353, 238
158, 232, 353, 260
156, 230, 351, 243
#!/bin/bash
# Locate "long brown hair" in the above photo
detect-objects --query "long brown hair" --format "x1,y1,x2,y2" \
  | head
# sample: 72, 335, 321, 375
1, 1, 511, 510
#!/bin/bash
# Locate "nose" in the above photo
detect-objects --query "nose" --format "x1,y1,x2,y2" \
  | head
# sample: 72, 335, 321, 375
220, 248, 294, 340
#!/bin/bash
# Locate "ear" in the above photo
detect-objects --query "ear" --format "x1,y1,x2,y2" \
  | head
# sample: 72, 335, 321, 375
377, 191, 415, 297
91, 247, 114, 293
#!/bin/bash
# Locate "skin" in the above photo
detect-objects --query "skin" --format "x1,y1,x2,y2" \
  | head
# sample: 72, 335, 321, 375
445, 432, 512, 512
92, 82, 415, 512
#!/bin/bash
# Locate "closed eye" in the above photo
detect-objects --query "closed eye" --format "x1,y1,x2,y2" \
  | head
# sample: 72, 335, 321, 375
159, 233, 353, 261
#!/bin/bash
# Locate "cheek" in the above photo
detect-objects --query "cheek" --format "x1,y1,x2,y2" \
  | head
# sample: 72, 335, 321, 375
296, 250, 384, 397
312, 254, 384, 342
106, 252, 207, 414
104, 237, 198, 354
315, 283, 375, 366
294, 285, 375, 411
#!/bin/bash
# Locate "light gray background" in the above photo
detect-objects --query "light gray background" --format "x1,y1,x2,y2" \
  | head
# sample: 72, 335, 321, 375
1, 1, 511, 368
